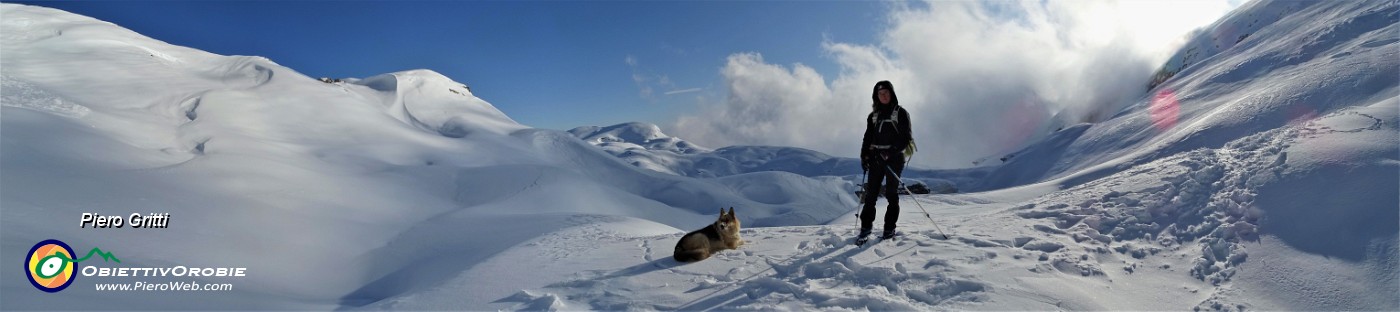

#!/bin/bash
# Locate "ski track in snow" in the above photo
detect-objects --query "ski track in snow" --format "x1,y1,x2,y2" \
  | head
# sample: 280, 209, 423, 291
489, 225, 998, 311
483, 104, 1395, 311
2, 0, 1397, 310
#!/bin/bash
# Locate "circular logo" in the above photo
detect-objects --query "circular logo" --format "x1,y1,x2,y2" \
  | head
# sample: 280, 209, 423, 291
26, 239, 76, 293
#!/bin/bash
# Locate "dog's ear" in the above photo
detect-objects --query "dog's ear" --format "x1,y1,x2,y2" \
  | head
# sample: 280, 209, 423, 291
719, 208, 726, 218
728, 207, 735, 216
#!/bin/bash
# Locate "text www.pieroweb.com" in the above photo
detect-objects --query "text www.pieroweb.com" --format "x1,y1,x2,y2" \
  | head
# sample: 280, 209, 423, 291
94, 280, 233, 291
83, 266, 245, 292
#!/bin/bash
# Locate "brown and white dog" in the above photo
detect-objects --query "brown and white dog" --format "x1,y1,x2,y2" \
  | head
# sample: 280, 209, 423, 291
673, 207, 744, 262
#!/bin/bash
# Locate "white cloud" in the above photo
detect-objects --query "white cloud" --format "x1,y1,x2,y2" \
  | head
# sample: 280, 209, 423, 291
671, 0, 1238, 168
676, 53, 843, 152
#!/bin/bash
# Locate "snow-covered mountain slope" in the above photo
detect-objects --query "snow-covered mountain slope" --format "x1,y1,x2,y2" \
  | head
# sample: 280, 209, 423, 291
456, 0, 1394, 310
0, 4, 854, 309
1150, 0, 1308, 90
571, 122, 990, 193
949, 2, 1397, 308
567, 122, 712, 175
569, 123, 854, 178
569, 122, 711, 155
393, 108, 1399, 310
1, 0, 1396, 311
973, 0, 1398, 192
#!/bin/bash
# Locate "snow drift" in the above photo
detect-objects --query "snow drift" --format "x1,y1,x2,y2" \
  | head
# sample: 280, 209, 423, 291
1, 0, 1396, 310
548, 0, 1398, 309
0, 3, 853, 309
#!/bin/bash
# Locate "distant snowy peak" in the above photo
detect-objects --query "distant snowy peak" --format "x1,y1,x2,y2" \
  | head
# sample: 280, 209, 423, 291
566, 122, 853, 177
566, 122, 835, 177
565, 123, 984, 191
568, 122, 710, 154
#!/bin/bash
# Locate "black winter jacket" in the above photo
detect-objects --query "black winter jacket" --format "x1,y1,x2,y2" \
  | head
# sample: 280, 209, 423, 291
861, 104, 911, 163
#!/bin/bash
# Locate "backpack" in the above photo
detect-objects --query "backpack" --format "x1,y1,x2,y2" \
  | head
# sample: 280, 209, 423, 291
869, 105, 904, 134
869, 106, 918, 158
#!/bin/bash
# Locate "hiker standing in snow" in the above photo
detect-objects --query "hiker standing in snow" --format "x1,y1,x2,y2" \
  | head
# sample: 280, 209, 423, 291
859, 80, 911, 242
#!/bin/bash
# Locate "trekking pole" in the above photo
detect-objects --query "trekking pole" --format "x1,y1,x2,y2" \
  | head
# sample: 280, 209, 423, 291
854, 169, 867, 230
884, 163, 950, 239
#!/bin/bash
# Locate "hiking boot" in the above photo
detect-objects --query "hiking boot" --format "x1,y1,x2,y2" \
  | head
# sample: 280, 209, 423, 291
856, 228, 873, 245
880, 229, 897, 240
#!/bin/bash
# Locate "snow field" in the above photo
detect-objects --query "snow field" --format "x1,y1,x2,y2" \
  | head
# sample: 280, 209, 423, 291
428, 200, 1231, 311
1, 0, 1396, 310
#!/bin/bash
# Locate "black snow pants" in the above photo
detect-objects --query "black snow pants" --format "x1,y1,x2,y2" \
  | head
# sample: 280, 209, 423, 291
861, 154, 904, 232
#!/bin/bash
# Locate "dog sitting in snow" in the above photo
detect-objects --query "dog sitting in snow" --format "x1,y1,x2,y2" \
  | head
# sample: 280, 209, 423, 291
673, 207, 744, 262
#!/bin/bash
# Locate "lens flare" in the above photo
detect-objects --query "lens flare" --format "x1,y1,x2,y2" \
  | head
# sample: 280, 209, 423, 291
1150, 89, 1180, 132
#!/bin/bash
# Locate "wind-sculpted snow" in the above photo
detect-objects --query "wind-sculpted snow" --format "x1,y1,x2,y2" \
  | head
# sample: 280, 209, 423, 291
976, 0, 1398, 193
526, 0, 1397, 310
2, 0, 1396, 310
348, 70, 526, 137
1013, 98, 1397, 311
1014, 125, 1290, 285
1, 4, 856, 309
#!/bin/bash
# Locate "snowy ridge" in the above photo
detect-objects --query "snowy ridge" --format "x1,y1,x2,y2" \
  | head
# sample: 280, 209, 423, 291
572, 122, 988, 193
1, 1, 1396, 311
567, 122, 711, 175
349, 69, 527, 137
975, 0, 1398, 192
1150, 0, 1307, 90
0, 3, 854, 309
569, 122, 709, 154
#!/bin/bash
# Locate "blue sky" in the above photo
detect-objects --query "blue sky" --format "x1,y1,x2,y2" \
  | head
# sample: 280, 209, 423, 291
12, 1, 889, 130
10, 1, 1241, 167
